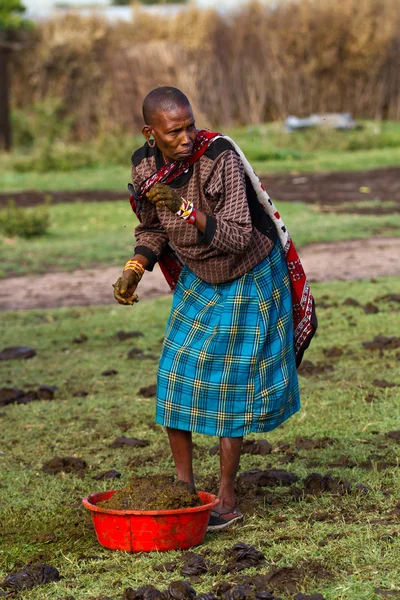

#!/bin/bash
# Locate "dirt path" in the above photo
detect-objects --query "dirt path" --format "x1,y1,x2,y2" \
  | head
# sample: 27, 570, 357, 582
2, 166, 400, 208
1, 237, 399, 311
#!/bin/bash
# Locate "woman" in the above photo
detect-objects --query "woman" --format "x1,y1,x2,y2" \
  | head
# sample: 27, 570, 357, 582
113, 86, 316, 530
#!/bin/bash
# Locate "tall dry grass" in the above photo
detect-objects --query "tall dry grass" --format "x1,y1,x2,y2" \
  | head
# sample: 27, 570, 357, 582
10, 0, 400, 139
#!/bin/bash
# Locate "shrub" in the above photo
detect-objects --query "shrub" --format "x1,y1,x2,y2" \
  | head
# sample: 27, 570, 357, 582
0, 201, 51, 238
12, 144, 99, 172
11, 101, 73, 149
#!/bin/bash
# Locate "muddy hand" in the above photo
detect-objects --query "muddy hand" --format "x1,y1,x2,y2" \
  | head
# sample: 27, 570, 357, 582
113, 272, 139, 305
146, 183, 182, 213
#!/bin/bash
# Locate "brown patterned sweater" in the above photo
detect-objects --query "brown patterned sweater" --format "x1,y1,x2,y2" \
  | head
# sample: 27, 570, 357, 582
131, 138, 276, 284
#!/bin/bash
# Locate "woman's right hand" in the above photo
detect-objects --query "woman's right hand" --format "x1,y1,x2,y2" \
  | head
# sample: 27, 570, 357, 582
113, 270, 140, 305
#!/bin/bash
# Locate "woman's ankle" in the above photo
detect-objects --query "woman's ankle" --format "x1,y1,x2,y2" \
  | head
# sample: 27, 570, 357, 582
216, 490, 236, 512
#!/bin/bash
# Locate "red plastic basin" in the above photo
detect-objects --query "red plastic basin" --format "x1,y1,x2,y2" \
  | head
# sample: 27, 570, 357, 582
82, 490, 218, 552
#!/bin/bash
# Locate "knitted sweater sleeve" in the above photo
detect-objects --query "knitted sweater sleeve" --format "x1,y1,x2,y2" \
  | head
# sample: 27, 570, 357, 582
132, 163, 169, 270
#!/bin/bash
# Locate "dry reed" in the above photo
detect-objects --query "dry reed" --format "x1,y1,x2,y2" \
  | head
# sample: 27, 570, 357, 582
10, 0, 400, 139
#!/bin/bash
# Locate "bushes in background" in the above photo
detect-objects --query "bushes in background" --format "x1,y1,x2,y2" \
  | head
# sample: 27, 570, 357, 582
9, 0, 400, 140
0, 201, 50, 237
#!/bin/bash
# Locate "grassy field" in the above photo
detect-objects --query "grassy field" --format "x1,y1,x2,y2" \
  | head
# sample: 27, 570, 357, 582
0, 278, 400, 599
1, 116, 399, 599
1, 199, 400, 278
1, 121, 400, 193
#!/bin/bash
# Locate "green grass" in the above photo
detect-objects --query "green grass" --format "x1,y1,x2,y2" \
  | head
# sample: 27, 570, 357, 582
1, 199, 399, 278
0, 200, 130, 278
233, 120, 400, 175
251, 146, 400, 176
0, 165, 130, 194
1, 121, 400, 193
0, 278, 400, 599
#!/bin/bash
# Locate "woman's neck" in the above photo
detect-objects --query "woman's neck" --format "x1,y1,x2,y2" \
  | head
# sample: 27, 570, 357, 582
162, 153, 173, 165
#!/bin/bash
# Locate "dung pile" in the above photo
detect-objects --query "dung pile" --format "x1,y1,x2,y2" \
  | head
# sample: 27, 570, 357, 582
158, 543, 266, 577
1, 563, 60, 591
98, 475, 201, 511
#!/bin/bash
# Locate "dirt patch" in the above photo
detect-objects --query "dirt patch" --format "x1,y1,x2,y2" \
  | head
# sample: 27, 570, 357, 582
0, 189, 126, 207
1, 237, 400, 311
328, 455, 356, 468
216, 580, 276, 600
322, 346, 343, 358
1, 563, 60, 591
376, 293, 400, 303
162, 543, 266, 579
239, 469, 299, 487
3, 167, 400, 208
343, 297, 360, 306
358, 460, 397, 471
0, 346, 36, 360
261, 167, 400, 207
299, 237, 400, 284
373, 379, 397, 389
242, 439, 273, 456
295, 437, 335, 451
297, 360, 334, 377
0, 385, 57, 406
98, 475, 201, 511
0, 264, 171, 311
127, 348, 158, 360
42, 456, 87, 477
139, 384, 157, 397
362, 336, 400, 351
103, 549, 330, 600
93, 469, 121, 481
116, 330, 144, 341
123, 582, 196, 600
363, 302, 379, 314
127, 449, 167, 469
101, 368, 118, 377
302, 473, 352, 496
110, 436, 149, 448
291, 471, 380, 499
242, 561, 332, 595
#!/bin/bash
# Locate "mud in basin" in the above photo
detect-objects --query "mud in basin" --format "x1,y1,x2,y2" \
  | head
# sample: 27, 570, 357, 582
82, 476, 218, 553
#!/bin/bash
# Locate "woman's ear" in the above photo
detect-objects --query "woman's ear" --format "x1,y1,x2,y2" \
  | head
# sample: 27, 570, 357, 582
142, 125, 152, 141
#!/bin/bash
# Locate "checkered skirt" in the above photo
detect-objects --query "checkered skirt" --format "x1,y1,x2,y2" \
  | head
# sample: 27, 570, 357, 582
156, 243, 300, 437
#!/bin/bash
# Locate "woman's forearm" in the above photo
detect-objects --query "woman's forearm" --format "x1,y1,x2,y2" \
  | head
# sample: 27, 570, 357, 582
193, 209, 207, 234
132, 253, 151, 270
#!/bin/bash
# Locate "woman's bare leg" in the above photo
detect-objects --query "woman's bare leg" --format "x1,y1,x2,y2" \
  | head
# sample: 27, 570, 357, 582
216, 436, 243, 512
166, 427, 194, 484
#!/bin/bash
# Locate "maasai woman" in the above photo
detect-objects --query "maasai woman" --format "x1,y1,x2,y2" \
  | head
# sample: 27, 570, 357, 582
113, 86, 316, 530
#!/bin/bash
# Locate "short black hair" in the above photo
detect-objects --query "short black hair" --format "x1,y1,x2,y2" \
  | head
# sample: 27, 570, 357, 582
142, 86, 191, 125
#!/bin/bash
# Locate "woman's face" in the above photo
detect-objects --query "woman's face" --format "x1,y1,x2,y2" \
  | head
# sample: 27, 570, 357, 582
143, 105, 197, 161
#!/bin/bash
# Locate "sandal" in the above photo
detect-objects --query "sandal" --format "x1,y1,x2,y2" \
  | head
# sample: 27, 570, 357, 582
207, 507, 243, 531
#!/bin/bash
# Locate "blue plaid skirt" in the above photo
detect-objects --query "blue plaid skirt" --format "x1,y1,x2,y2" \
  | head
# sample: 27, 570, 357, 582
156, 243, 300, 437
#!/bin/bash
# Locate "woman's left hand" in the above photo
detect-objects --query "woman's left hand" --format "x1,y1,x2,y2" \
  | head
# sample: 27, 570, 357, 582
146, 183, 182, 213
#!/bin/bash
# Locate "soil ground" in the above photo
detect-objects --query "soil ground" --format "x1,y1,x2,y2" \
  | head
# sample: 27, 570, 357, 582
2, 166, 400, 310
1, 275, 399, 599
1, 237, 399, 311
2, 166, 400, 209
